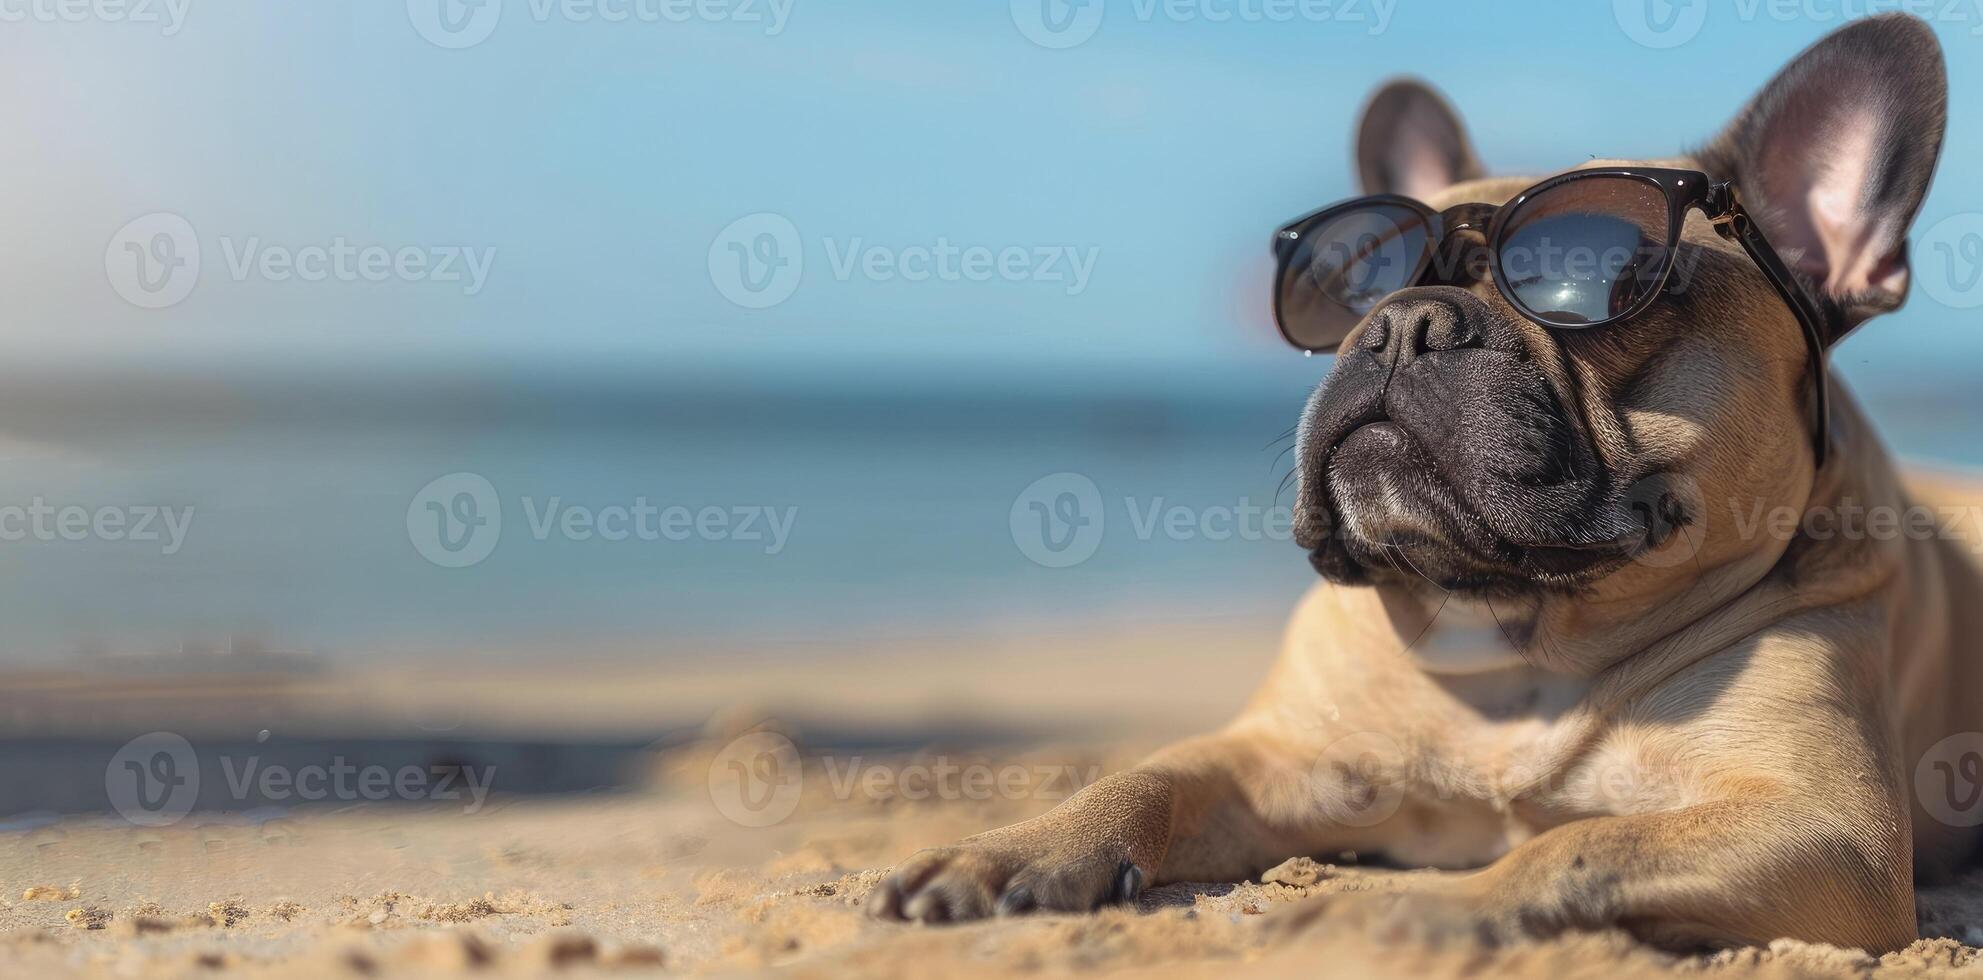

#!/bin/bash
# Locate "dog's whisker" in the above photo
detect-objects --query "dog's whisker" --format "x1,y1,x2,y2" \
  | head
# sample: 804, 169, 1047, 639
1381, 541, 1446, 597
1397, 588, 1451, 659
1262, 425, 1299, 451
1274, 468, 1300, 505
1480, 595, 1530, 658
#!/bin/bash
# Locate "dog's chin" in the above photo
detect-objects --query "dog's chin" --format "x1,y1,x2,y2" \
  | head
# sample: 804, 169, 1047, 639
1306, 424, 1632, 597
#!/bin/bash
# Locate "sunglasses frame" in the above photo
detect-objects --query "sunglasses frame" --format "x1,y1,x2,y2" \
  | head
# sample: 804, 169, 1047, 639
1270, 167, 1836, 466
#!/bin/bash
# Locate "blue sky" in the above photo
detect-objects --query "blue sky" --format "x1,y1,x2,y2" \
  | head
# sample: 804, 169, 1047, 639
2, 1, 1978, 387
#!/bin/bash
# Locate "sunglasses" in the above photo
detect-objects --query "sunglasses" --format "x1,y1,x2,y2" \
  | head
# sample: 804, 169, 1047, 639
1270, 167, 1835, 465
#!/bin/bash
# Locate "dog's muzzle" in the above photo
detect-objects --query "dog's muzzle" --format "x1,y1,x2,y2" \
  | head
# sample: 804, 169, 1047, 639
1294, 287, 1646, 592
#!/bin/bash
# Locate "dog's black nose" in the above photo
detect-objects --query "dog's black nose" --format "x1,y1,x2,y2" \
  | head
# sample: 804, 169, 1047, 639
1359, 297, 1478, 363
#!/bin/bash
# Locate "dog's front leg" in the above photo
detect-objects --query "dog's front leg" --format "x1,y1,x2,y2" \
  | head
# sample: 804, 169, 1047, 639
1289, 797, 1917, 952
867, 723, 1347, 922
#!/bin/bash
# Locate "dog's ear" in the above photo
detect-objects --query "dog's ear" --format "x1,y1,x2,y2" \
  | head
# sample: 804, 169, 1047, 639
1697, 14, 1946, 335
1355, 79, 1483, 198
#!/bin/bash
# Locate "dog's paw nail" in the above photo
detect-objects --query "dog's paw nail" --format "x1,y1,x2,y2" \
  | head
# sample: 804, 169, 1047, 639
1114, 861, 1144, 905
996, 887, 1037, 917
865, 878, 906, 920
903, 889, 951, 925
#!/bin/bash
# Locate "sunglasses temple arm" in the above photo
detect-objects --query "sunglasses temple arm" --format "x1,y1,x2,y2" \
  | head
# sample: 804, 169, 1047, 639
1712, 209, 1834, 469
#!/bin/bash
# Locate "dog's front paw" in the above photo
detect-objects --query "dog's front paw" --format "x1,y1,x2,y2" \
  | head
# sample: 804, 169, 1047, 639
866, 768, 1173, 923
865, 831, 1147, 924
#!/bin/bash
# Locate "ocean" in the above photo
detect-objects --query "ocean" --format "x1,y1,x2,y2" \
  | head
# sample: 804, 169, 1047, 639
0, 358, 1970, 667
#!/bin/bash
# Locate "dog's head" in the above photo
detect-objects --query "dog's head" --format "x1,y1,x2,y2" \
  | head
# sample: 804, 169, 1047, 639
1294, 14, 1946, 600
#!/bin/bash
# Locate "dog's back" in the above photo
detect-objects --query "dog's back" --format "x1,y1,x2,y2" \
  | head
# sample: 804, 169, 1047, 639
1898, 465, 1983, 872
1904, 468, 1983, 523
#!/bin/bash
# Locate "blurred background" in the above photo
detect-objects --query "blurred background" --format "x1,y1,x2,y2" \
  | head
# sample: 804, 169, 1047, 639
0, 2, 1978, 814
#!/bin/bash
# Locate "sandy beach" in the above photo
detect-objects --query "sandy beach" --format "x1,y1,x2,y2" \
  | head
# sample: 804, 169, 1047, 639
3, 617, 1982, 978
11, 1, 1983, 975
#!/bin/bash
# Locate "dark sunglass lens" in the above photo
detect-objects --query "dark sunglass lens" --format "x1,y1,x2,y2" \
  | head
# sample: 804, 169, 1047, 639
1277, 203, 1430, 350
1496, 177, 1671, 326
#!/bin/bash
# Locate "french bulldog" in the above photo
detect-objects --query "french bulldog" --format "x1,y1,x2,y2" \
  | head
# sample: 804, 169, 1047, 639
870, 13, 1970, 951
